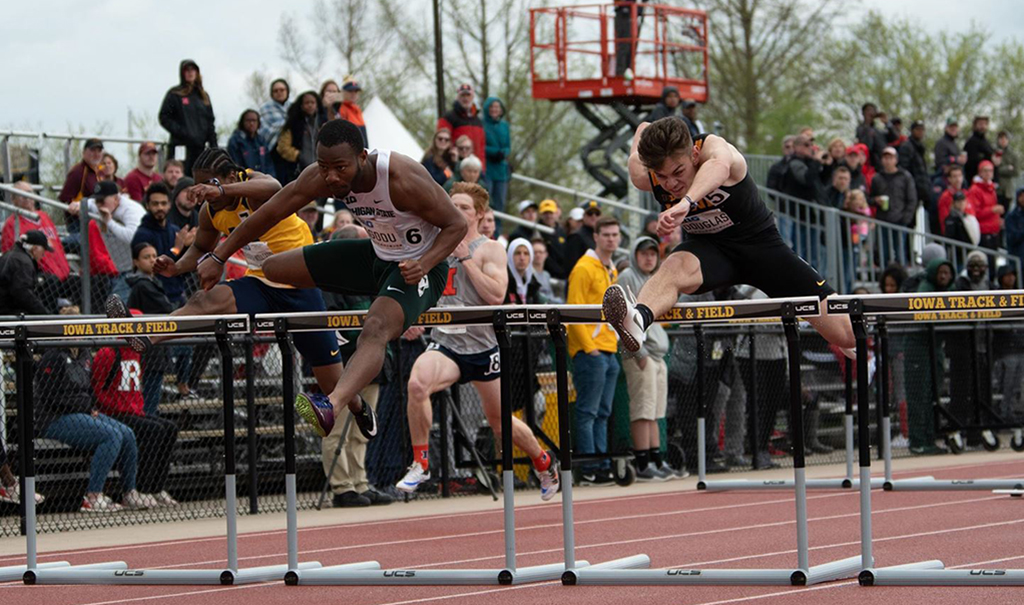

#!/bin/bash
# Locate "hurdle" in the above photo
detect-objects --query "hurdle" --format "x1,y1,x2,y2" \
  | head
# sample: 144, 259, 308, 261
837, 293, 1024, 493
556, 298, 863, 586
831, 292, 1024, 586
3, 315, 324, 585
257, 307, 590, 586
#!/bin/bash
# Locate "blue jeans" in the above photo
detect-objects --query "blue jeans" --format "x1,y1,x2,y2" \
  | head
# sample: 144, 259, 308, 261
43, 413, 138, 493
111, 273, 131, 302
572, 351, 620, 471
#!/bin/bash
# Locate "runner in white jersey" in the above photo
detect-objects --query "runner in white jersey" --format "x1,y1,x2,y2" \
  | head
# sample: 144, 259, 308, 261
395, 182, 559, 500
199, 120, 468, 439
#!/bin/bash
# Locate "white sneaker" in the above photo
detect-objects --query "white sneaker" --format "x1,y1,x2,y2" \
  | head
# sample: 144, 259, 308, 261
0, 481, 46, 505
536, 466, 560, 501
122, 489, 158, 510
152, 490, 179, 507
661, 462, 689, 479
80, 493, 123, 513
395, 463, 430, 493
603, 285, 646, 353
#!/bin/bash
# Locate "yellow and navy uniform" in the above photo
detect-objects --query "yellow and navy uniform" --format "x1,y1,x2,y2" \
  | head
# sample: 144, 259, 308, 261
207, 170, 312, 287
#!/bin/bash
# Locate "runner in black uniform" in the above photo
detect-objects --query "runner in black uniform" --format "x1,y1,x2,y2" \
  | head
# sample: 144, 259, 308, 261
604, 117, 856, 354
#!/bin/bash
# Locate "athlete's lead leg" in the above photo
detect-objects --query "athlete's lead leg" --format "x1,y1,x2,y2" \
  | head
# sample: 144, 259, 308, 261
604, 251, 704, 352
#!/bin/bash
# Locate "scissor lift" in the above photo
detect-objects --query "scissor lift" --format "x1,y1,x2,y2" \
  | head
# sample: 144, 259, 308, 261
530, 2, 709, 198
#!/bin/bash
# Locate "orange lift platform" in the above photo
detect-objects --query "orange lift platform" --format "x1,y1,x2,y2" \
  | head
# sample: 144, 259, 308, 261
530, 2, 709, 197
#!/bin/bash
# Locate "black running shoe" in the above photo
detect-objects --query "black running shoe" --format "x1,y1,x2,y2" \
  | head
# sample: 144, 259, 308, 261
354, 396, 378, 440
104, 295, 151, 353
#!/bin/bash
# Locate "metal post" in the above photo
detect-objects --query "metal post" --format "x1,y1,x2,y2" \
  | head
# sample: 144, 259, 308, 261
927, 325, 941, 437
215, 321, 238, 573
15, 327, 36, 568
781, 310, 809, 572
245, 336, 258, 514
747, 327, 760, 465
432, 0, 445, 118
873, 329, 883, 459
79, 198, 91, 314
547, 310, 576, 571
62, 139, 72, 183
274, 320, 299, 572
695, 325, 706, 484
1, 135, 11, 184
877, 317, 892, 484
844, 358, 854, 485
438, 391, 451, 499
493, 310, 516, 573
851, 301, 872, 569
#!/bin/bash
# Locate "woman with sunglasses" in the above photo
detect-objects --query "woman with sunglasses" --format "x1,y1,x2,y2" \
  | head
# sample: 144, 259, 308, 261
421, 128, 454, 186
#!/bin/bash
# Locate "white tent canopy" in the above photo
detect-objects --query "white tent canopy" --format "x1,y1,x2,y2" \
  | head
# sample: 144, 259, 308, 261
364, 97, 423, 160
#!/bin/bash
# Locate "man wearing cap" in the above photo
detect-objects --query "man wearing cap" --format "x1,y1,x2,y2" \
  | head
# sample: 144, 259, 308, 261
898, 121, 931, 208
537, 199, 569, 279
0, 230, 52, 315
68, 180, 147, 301
438, 84, 486, 175
336, 76, 368, 147
58, 138, 105, 249
297, 201, 322, 239
508, 200, 539, 242
124, 142, 163, 202
964, 116, 995, 182
564, 200, 601, 274
870, 146, 917, 227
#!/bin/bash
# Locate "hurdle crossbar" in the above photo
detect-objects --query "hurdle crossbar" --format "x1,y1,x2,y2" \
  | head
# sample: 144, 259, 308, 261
1, 315, 323, 585
830, 291, 1024, 586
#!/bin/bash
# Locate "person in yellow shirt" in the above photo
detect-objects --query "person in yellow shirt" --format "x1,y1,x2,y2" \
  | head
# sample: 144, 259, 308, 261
566, 215, 622, 485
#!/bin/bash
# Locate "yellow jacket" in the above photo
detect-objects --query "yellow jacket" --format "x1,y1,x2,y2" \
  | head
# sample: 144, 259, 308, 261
567, 250, 619, 357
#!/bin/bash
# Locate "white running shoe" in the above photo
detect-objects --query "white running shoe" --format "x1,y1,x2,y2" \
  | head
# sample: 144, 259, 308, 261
536, 465, 560, 501
122, 489, 158, 510
0, 482, 45, 505
80, 493, 123, 513
152, 490, 179, 507
395, 463, 430, 494
603, 285, 646, 353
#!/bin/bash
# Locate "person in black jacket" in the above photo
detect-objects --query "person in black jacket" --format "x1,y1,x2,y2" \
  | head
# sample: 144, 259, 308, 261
645, 86, 681, 122
159, 59, 217, 177
563, 200, 601, 275
964, 116, 994, 182
0, 230, 51, 315
898, 121, 932, 208
130, 183, 191, 307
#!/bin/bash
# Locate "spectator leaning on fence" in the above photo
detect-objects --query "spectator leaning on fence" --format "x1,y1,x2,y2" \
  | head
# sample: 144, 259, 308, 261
228, 109, 274, 176
69, 180, 146, 302
0, 230, 52, 315
124, 142, 163, 203
159, 59, 217, 176
566, 216, 621, 485
35, 305, 154, 512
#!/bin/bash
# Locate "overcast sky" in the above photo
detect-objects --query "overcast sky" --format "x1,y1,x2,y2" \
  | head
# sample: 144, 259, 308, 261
3, 0, 1021, 140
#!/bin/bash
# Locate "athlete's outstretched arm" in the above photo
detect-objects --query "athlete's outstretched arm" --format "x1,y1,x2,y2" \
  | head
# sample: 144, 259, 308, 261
389, 154, 468, 284
681, 135, 744, 203
187, 171, 282, 211
628, 122, 654, 192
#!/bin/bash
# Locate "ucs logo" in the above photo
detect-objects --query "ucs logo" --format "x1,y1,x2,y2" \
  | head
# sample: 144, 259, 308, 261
666, 569, 701, 576
969, 570, 1007, 576
113, 570, 145, 577
382, 570, 416, 578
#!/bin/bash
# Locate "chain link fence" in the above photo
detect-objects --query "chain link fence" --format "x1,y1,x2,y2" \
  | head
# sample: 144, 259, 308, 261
3, 320, 1023, 538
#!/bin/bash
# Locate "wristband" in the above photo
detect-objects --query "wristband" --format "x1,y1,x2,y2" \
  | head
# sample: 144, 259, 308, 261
210, 178, 226, 198
457, 255, 473, 264
170, 247, 181, 256
682, 195, 695, 209
200, 252, 227, 266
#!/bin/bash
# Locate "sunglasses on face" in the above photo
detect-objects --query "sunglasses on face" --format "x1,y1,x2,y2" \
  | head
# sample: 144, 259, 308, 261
436, 137, 450, 142
457, 145, 472, 151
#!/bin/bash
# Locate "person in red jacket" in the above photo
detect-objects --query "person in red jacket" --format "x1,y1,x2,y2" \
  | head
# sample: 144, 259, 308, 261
92, 339, 180, 507
967, 159, 1005, 252
437, 83, 486, 174
937, 164, 972, 233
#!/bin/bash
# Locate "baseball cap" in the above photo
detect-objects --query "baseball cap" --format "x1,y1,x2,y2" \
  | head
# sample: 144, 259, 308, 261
21, 230, 53, 252
636, 237, 659, 253
881, 146, 898, 157
518, 200, 538, 214
569, 207, 585, 221
457, 83, 474, 96
83, 138, 103, 151
138, 141, 158, 155
979, 160, 995, 170
682, 99, 697, 109
94, 180, 120, 198
342, 76, 362, 92
56, 297, 73, 310
539, 199, 558, 214
579, 200, 601, 214
945, 117, 959, 127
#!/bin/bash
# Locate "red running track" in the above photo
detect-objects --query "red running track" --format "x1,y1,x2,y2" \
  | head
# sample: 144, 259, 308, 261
2, 458, 1024, 605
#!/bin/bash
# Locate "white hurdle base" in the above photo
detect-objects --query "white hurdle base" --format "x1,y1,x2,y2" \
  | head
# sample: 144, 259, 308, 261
0, 561, 70, 582
26, 561, 323, 585
699, 477, 891, 492
993, 489, 1024, 497
800, 555, 868, 586
287, 560, 574, 586
864, 568, 1024, 586
885, 478, 1024, 491
568, 555, 862, 587
560, 555, 653, 585
23, 561, 129, 584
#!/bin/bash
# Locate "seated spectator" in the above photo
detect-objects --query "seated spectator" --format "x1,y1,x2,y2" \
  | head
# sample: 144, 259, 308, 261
937, 165, 970, 232
131, 183, 191, 307
0, 230, 52, 315
900, 243, 947, 293
955, 250, 991, 291
1005, 187, 1024, 261
124, 142, 163, 202
228, 109, 274, 176
1, 181, 73, 307
162, 159, 185, 190
943, 192, 980, 245
337, 76, 368, 146
168, 177, 198, 230
877, 264, 906, 295
92, 336, 180, 507
422, 128, 454, 186
276, 90, 325, 183
506, 238, 544, 304
35, 305, 154, 512
508, 200, 539, 242
68, 181, 146, 301
617, 236, 677, 480
531, 238, 558, 303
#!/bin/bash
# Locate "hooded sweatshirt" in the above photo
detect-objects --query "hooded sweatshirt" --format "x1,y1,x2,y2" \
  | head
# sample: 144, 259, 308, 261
159, 59, 217, 149
967, 177, 1001, 235
645, 86, 681, 123
482, 96, 510, 182
566, 249, 618, 357
615, 237, 669, 360
917, 258, 955, 293
1005, 188, 1024, 260
438, 99, 486, 174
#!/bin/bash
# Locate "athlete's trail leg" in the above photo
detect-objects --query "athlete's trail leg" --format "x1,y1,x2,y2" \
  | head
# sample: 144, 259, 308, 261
635, 251, 705, 317
327, 297, 405, 415
311, 363, 344, 397
406, 352, 461, 446
476, 378, 543, 459
150, 285, 237, 345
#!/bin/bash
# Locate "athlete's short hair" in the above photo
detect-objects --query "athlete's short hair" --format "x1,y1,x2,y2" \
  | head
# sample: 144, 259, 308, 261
637, 117, 693, 170
192, 147, 242, 178
450, 181, 490, 215
317, 119, 365, 153
595, 215, 620, 235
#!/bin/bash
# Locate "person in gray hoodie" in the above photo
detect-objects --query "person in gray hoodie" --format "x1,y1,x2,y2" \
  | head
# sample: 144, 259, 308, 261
617, 236, 677, 480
